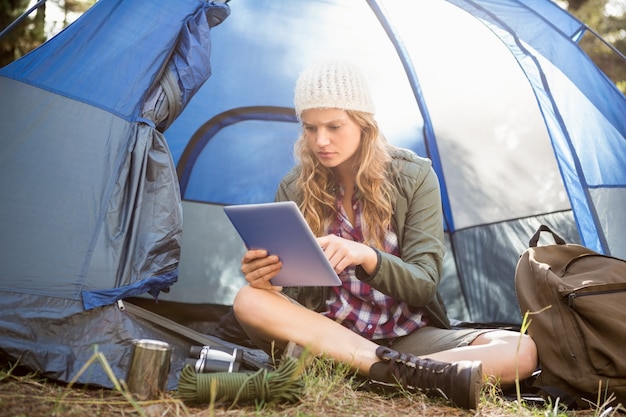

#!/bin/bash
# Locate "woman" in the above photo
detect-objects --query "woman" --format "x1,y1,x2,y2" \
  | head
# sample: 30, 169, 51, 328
232, 60, 538, 410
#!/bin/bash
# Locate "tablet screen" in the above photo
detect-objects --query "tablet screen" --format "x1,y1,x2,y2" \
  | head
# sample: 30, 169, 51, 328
224, 201, 341, 286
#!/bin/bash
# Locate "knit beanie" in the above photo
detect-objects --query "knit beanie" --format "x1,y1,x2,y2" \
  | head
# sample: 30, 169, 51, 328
293, 60, 375, 119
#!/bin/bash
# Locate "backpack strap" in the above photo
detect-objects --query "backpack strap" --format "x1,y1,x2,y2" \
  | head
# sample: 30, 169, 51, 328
529, 225, 567, 247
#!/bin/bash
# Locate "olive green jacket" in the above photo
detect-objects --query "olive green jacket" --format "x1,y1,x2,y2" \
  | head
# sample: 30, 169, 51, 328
275, 147, 451, 330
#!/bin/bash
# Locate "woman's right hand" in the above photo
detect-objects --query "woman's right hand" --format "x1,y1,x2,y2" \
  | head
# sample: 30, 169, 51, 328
240, 249, 283, 291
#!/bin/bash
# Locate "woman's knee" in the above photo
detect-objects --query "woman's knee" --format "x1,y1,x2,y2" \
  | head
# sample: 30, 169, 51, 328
492, 331, 538, 378
232, 285, 278, 326
232, 285, 255, 321
474, 330, 538, 379
517, 334, 539, 377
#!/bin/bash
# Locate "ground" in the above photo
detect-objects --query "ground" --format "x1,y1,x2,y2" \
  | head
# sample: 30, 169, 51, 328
0, 360, 619, 417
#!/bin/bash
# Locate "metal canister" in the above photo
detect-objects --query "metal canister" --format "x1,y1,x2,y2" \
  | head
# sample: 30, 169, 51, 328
126, 339, 172, 400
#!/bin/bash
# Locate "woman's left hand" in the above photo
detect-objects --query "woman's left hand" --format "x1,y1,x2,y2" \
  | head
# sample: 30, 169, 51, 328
317, 234, 378, 275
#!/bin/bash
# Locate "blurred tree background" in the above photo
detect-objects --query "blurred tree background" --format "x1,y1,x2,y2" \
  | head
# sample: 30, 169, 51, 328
0, 0, 94, 67
0, 0, 624, 91
566, 0, 626, 91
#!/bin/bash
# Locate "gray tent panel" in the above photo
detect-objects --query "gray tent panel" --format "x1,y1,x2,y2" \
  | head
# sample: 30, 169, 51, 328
0, 293, 192, 390
161, 201, 246, 305
0, 77, 182, 308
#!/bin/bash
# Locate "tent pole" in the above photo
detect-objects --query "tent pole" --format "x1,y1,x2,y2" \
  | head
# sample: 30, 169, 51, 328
0, 0, 46, 40
585, 25, 626, 64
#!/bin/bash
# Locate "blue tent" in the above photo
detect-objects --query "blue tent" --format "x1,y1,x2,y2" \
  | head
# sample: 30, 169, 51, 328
163, 0, 626, 325
0, 0, 230, 388
0, 0, 624, 388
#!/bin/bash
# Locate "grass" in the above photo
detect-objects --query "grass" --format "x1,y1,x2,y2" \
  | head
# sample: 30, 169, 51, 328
1, 351, 624, 417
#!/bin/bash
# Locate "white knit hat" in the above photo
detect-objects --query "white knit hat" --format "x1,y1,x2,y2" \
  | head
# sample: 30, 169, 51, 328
293, 60, 375, 118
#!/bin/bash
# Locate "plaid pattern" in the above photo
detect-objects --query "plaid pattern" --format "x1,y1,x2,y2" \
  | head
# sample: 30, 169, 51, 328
321, 188, 428, 340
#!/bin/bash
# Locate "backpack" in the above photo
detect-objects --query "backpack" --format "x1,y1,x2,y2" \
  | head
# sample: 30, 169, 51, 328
515, 225, 626, 409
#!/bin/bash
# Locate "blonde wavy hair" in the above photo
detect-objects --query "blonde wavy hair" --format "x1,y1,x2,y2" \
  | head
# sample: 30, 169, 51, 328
294, 110, 396, 249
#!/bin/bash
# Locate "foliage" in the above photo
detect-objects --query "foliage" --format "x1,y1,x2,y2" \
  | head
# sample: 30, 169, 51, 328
0, 0, 94, 67
0, 0, 45, 67
565, 0, 626, 92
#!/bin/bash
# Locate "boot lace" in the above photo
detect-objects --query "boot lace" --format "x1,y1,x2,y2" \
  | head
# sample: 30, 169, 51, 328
376, 346, 449, 395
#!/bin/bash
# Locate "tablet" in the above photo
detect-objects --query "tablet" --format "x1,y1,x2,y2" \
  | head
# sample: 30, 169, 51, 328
224, 201, 341, 287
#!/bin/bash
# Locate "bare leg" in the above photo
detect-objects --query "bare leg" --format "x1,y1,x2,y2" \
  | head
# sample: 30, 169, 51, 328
234, 285, 532, 410
233, 285, 380, 373
233, 285, 537, 384
421, 331, 538, 386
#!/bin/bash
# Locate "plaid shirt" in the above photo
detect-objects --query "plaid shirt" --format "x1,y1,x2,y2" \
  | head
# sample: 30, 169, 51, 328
321, 188, 427, 341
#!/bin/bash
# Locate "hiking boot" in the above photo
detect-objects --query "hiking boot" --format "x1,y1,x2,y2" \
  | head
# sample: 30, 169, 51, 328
369, 346, 483, 410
